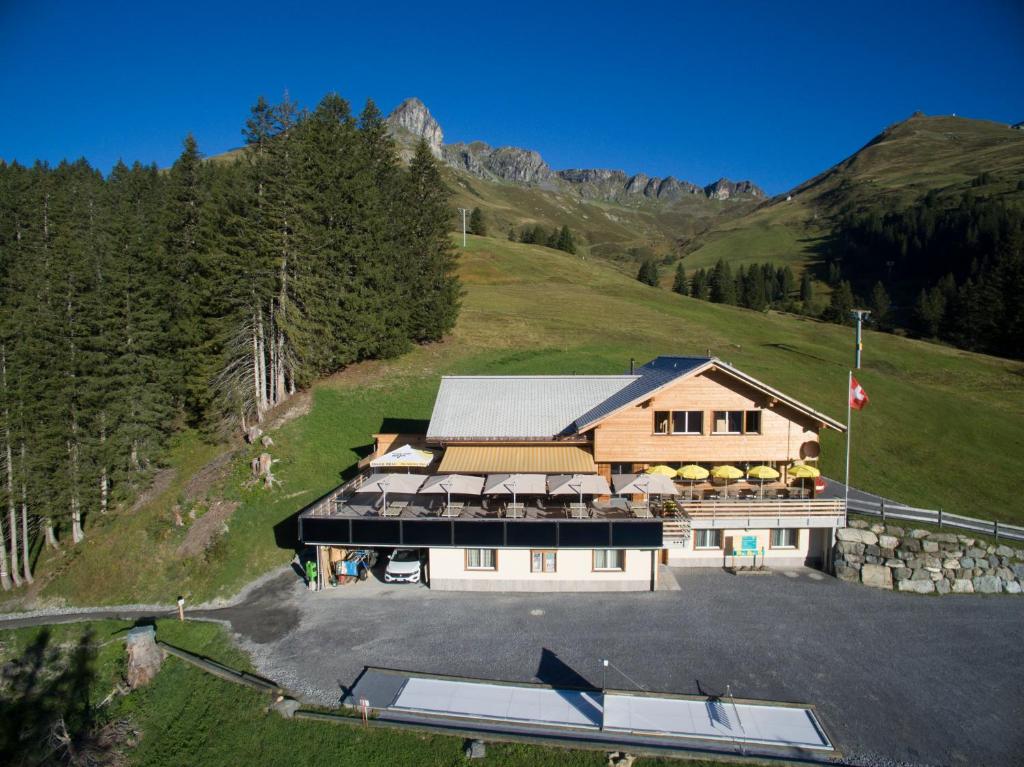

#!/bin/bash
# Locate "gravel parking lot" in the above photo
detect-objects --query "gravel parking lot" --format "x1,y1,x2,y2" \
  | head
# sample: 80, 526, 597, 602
215, 564, 1023, 767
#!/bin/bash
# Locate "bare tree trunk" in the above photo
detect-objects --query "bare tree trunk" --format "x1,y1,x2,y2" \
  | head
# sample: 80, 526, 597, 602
44, 517, 59, 550
252, 314, 262, 421
20, 446, 31, 584
8, 503, 21, 588
98, 413, 108, 514
0, 508, 11, 590
268, 304, 276, 407
257, 309, 267, 414
275, 329, 286, 403
68, 437, 84, 544
1, 346, 20, 586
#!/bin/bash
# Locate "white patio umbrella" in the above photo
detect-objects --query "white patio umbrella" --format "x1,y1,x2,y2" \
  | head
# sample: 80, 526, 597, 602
547, 474, 612, 504
483, 473, 547, 505
353, 472, 427, 509
370, 443, 435, 471
418, 474, 484, 509
612, 473, 679, 502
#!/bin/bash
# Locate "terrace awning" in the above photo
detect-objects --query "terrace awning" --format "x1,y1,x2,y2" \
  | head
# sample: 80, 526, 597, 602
418, 474, 485, 496
438, 445, 596, 474
483, 473, 548, 495
547, 474, 612, 496
612, 473, 680, 496
370, 444, 435, 469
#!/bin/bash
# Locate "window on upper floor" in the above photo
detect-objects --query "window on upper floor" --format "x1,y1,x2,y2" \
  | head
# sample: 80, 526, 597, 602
671, 410, 703, 434
713, 410, 744, 434
745, 410, 761, 434
653, 411, 670, 434
713, 410, 761, 435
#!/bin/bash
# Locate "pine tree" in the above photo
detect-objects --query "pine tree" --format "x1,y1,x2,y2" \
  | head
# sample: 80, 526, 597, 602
637, 258, 660, 287
401, 140, 460, 342
870, 281, 892, 331
468, 207, 486, 236
914, 286, 945, 337
555, 226, 576, 254
826, 281, 855, 325
778, 266, 796, 303
672, 262, 687, 295
800, 271, 814, 311
690, 268, 709, 300
710, 260, 736, 304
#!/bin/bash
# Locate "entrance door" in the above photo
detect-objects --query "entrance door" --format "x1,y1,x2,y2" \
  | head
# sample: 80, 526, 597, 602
805, 528, 829, 569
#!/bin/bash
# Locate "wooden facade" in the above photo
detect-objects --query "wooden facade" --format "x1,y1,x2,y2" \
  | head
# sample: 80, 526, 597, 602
586, 367, 824, 466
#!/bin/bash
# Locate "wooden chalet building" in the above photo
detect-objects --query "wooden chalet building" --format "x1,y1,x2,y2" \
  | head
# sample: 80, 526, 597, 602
299, 356, 847, 592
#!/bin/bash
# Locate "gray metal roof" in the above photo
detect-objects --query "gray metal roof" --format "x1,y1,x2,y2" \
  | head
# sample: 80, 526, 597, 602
427, 375, 635, 440
426, 355, 844, 441
572, 356, 711, 432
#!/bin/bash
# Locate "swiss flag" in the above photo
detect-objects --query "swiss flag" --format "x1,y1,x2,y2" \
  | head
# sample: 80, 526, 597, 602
850, 376, 869, 410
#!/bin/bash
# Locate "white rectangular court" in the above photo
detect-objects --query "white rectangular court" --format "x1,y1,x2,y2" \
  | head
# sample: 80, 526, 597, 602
389, 676, 832, 751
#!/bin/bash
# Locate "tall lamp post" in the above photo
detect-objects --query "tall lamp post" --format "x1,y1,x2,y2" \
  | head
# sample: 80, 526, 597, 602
457, 207, 470, 247
850, 309, 871, 369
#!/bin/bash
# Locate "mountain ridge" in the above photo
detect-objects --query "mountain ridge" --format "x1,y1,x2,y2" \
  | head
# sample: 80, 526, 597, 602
386, 97, 765, 203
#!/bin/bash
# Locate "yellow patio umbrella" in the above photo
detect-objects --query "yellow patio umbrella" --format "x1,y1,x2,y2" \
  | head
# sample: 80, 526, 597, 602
788, 463, 821, 497
788, 464, 820, 478
645, 465, 678, 477
677, 464, 709, 500
747, 465, 780, 498
677, 464, 710, 480
709, 464, 744, 498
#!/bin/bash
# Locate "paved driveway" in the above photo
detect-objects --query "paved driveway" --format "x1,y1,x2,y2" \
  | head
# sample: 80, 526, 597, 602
215, 566, 1022, 767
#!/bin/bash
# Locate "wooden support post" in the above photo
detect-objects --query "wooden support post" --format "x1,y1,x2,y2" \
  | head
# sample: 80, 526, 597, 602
994, 521, 999, 540
938, 508, 943, 528
176, 596, 185, 622
880, 499, 885, 522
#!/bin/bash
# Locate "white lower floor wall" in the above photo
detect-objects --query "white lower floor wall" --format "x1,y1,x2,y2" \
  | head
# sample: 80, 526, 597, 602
666, 527, 828, 568
427, 548, 657, 592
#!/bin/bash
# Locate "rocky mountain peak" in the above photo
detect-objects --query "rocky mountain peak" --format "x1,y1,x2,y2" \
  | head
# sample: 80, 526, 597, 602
703, 178, 765, 200
386, 97, 443, 158
384, 97, 764, 200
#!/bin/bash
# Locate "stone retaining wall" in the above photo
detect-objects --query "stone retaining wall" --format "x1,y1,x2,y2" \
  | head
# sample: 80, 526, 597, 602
833, 519, 1024, 594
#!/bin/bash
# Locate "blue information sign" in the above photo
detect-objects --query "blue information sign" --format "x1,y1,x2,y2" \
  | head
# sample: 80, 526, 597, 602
740, 535, 758, 553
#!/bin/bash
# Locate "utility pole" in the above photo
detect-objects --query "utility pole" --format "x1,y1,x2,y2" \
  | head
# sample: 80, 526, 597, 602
457, 207, 470, 247
850, 309, 871, 369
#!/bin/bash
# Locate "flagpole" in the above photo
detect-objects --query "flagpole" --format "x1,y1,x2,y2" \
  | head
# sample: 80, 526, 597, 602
844, 370, 852, 526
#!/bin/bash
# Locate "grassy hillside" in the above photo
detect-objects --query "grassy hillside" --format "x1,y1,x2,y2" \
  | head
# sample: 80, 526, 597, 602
5, 234, 1022, 609
682, 114, 1024, 272
446, 167, 757, 266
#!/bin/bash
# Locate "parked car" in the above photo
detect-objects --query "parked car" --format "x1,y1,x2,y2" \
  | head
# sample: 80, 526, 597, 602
384, 548, 422, 583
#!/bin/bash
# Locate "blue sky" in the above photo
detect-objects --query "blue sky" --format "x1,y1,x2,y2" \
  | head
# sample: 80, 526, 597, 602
1, 1, 1021, 194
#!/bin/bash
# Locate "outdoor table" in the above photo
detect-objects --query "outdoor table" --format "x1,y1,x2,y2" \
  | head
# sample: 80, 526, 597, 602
442, 501, 464, 518
628, 501, 652, 518
383, 501, 408, 517
505, 502, 525, 519
569, 502, 589, 519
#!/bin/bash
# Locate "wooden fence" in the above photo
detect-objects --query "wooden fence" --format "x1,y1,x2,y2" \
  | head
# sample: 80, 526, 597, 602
846, 497, 1024, 543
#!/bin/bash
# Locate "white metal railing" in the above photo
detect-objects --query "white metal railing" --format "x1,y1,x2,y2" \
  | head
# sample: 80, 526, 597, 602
846, 498, 1024, 542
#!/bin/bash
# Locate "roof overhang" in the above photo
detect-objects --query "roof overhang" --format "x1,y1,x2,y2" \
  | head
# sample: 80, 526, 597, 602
575, 359, 846, 434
